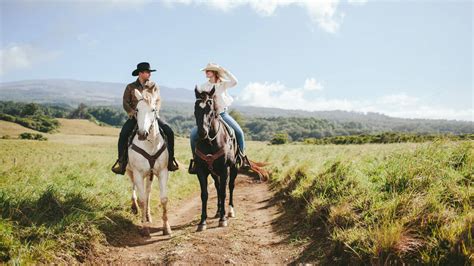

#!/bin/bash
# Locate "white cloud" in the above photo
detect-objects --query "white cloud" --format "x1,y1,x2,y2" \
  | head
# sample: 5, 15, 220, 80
347, 0, 368, 5
0, 44, 61, 75
303, 77, 324, 91
78, 0, 152, 10
237, 81, 473, 121
162, 0, 346, 33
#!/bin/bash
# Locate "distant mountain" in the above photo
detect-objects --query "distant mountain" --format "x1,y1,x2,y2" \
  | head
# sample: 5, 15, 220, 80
0, 79, 195, 106
1, 79, 473, 126
1, 79, 473, 139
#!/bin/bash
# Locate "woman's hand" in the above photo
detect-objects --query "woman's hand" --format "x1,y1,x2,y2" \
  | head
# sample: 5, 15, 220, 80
219, 65, 228, 73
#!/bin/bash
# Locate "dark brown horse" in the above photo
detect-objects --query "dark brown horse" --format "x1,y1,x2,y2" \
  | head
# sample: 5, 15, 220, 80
193, 86, 239, 231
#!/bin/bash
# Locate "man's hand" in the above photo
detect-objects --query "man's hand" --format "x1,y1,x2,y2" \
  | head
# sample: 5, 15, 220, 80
128, 110, 137, 119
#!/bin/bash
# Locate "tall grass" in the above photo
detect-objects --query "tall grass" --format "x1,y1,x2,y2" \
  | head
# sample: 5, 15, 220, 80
1, 133, 472, 264
0, 137, 197, 263
249, 140, 473, 264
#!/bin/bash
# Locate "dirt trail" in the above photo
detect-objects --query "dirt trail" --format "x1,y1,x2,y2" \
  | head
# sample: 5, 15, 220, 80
97, 175, 303, 264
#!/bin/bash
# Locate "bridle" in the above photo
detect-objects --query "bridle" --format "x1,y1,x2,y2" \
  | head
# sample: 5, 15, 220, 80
135, 98, 158, 141
131, 98, 166, 181
194, 97, 227, 176
195, 98, 221, 143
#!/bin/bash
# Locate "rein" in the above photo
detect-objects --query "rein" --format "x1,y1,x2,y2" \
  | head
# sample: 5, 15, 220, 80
205, 118, 221, 142
135, 98, 157, 137
195, 113, 226, 176
132, 100, 165, 180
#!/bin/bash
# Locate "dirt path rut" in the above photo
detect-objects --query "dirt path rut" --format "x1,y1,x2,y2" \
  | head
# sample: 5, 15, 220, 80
98, 175, 303, 264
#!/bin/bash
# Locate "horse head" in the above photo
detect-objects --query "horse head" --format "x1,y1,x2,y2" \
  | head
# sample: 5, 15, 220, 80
134, 88, 158, 141
194, 85, 217, 139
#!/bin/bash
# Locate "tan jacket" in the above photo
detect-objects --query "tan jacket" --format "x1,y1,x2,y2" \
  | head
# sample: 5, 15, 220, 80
122, 79, 161, 117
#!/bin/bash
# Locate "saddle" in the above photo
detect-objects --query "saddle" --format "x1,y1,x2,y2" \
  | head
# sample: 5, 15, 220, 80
218, 116, 235, 140
219, 117, 248, 168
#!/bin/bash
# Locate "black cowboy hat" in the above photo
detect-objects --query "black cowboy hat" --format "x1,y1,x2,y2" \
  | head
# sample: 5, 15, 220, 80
132, 62, 156, 76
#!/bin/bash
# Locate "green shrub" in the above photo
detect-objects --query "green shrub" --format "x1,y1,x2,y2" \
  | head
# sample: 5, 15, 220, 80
271, 132, 289, 145
0, 113, 59, 133
19, 132, 48, 141
304, 132, 474, 145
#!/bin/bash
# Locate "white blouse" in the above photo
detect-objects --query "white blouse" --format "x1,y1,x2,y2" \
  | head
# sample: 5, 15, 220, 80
199, 68, 238, 114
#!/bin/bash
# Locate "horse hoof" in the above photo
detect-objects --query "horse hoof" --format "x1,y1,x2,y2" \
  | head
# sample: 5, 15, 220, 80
140, 227, 151, 237
131, 204, 138, 215
163, 228, 172, 236
196, 224, 207, 232
228, 207, 235, 218
219, 220, 228, 227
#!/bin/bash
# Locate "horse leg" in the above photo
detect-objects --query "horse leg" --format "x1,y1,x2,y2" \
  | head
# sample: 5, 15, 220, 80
133, 170, 150, 237
158, 168, 172, 235
218, 168, 229, 227
228, 166, 238, 218
131, 185, 139, 215
212, 174, 220, 218
196, 170, 209, 231
127, 170, 139, 215
145, 173, 153, 224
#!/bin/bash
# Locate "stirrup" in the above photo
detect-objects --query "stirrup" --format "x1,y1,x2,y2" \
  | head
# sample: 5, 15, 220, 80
240, 154, 251, 170
168, 158, 180, 171
111, 159, 126, 175
188, 159, 197, 174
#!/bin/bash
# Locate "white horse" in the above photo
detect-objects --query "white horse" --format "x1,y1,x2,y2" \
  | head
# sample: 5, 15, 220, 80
126, 88, 172, 237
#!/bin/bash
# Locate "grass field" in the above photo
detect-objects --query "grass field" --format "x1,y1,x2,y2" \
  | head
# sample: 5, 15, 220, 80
248, 141, 473, 264
0, 120, 198, 263
0, 120, 472, 263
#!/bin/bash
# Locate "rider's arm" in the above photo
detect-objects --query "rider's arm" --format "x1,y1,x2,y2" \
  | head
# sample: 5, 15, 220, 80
220, 67, 238, 89
122, 85, 134, 117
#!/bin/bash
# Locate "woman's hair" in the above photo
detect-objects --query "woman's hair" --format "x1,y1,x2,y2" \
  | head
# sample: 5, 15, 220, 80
211, 70, 221, 82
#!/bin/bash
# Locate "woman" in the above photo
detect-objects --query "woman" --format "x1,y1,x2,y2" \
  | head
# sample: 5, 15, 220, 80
188, 62, 249, 174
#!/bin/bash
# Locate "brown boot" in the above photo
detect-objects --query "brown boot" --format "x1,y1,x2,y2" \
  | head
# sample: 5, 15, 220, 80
111, 158, 127, 175
188, 159, 197, 174
168, 158, 180, 172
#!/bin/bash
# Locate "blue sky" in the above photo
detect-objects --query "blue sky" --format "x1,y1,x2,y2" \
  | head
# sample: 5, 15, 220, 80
0, 0, 472, 121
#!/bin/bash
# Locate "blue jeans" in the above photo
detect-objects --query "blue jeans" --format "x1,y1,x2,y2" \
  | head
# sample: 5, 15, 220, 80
190, 111, 245, 155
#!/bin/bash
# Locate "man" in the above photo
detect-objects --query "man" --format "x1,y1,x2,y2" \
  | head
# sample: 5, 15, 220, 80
111, 62, 179, 174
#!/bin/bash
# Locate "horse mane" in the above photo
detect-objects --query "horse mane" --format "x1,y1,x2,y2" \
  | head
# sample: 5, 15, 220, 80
141, 89, 157, 106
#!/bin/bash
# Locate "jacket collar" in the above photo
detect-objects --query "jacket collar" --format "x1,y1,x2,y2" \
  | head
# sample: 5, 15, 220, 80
135, 78, 148, 88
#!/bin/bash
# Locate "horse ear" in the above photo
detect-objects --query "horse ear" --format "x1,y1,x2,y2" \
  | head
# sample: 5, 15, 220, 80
134, 89, 143, 100
210, 86, 216, 96
195, 86, 200, 99
151, 84, 157, 92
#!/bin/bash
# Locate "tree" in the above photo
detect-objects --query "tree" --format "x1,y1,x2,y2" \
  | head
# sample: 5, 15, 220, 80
68, 103, 91, 119
21, 103, 40, 116
271, 132, 289, 145
228, 109, 250, 136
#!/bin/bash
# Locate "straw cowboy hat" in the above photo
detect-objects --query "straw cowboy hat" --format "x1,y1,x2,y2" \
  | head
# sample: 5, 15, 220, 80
200, 62, 222, 72
200, 62, 228, 80
132, 62, 156, 76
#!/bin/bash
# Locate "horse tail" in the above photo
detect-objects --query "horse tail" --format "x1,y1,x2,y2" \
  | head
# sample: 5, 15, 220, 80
247, 160, 270, 182
250, 161, 270, 167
